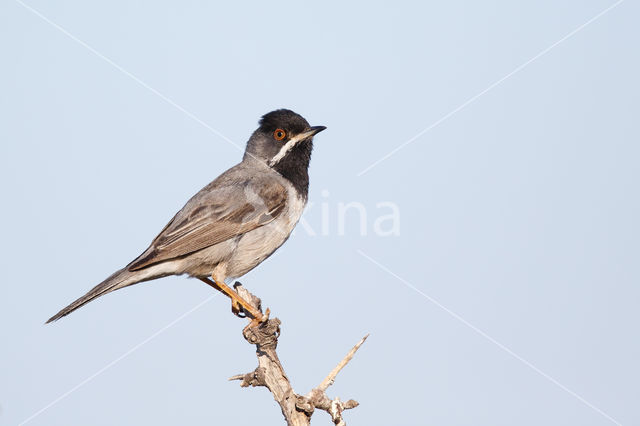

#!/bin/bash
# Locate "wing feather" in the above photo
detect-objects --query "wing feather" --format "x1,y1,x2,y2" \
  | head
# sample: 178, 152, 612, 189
128, 175, 287, 271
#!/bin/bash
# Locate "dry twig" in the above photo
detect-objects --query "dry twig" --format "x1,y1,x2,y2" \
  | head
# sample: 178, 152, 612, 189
228, 282, 367, 426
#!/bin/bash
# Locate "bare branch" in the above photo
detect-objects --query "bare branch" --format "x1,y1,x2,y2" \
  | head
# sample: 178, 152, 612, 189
316, 334, 369, 393
229, 282, 367, 425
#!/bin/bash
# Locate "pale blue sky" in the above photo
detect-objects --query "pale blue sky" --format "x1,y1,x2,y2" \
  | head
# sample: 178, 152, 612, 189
1, 1, 639, 425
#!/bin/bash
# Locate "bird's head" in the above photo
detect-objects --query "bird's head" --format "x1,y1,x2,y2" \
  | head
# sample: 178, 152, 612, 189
244, 109, 326, 170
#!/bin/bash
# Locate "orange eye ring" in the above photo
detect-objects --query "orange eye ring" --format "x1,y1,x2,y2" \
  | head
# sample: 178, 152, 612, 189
274, 128, 286, 141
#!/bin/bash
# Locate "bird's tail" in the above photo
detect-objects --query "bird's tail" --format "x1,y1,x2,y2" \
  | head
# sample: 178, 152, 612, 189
46, 267, 137, 323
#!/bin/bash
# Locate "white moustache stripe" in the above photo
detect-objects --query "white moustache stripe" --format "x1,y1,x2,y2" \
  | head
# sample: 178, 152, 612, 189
269, 134, 305, 166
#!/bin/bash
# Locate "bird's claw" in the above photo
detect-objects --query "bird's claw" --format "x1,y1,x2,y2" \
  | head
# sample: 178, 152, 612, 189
231, 299, 247, 318
242, 307, 270, 334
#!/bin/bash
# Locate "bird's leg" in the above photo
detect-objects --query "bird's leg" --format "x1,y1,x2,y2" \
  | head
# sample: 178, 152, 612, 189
199, 276, 265, 322
199, 277, 244, 317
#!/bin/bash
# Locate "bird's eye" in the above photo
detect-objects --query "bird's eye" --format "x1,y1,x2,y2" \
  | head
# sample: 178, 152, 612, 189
274, 129, 286, 141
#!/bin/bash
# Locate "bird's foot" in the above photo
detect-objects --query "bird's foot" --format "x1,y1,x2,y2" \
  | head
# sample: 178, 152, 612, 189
231, 299, 247, 318
242, 308, 270, 334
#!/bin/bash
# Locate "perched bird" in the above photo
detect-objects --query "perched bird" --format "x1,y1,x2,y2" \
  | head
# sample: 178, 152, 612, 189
47, 109, 326, 324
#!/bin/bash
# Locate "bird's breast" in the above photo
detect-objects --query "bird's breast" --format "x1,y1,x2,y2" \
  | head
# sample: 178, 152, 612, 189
225, 187, 306, 278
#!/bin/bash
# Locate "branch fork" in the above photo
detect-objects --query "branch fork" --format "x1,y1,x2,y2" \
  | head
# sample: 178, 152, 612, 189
228, 282, 368, 426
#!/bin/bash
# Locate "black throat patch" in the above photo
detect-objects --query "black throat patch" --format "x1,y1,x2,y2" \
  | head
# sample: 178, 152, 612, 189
273, 139, 313, 199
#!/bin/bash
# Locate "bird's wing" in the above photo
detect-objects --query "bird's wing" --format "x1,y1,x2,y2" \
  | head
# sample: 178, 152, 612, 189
127, 175, 287, 271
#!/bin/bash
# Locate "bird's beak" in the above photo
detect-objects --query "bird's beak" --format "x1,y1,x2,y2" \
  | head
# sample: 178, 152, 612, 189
302, 125, 327, 139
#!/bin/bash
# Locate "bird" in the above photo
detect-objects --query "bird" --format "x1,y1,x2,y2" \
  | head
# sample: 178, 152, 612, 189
47, 109, 326, 325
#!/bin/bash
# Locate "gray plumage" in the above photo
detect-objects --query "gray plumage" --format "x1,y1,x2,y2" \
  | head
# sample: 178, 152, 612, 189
47, 109, 325, 323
